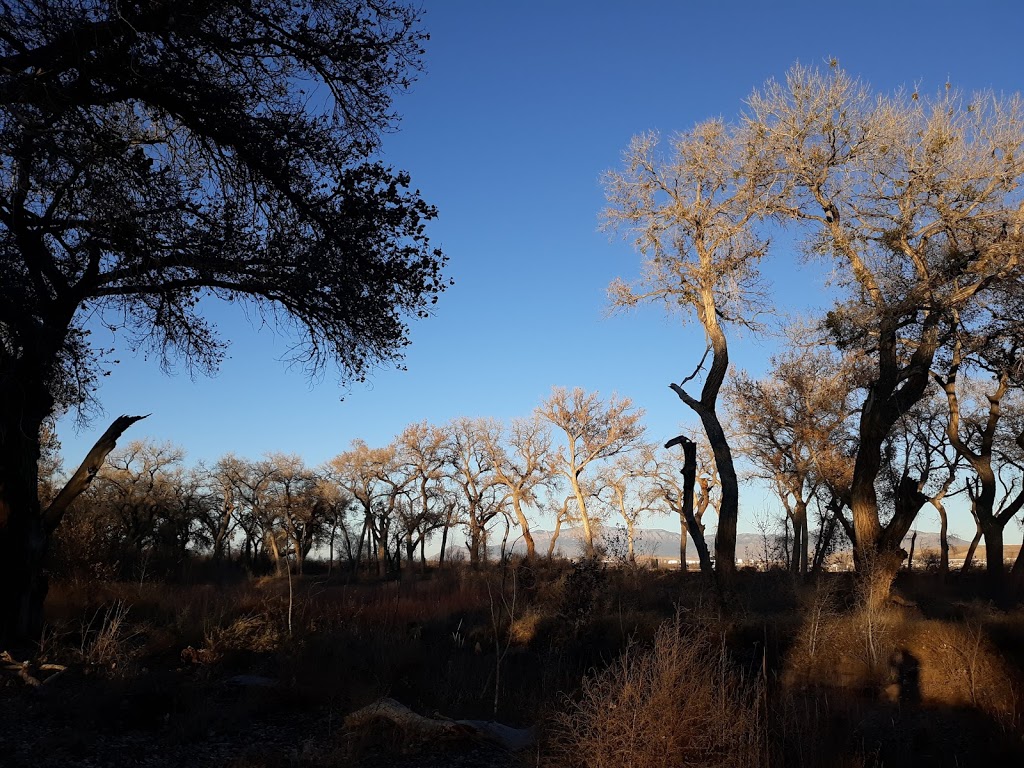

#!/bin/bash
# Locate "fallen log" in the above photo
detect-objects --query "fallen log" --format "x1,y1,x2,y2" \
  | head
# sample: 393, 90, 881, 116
344, 697, 537, 751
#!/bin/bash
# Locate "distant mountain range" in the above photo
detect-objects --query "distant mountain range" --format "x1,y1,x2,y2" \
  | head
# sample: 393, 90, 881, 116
506, 526, 972, 563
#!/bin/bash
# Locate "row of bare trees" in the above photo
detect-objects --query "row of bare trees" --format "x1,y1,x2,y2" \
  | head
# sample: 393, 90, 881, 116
49, 337, 1024, 589
49, 387, 729, 578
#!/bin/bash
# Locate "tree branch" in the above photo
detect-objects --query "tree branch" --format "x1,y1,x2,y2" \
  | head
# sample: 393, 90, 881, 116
42, 414, 148, 534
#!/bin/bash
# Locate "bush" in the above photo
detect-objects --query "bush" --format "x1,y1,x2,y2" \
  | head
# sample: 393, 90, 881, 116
545, 614, 765, 768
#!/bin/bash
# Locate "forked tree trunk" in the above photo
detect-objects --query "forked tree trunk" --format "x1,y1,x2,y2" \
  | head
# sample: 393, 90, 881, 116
666, 437, 713, 578
510, 495, 536, 562
1009, 545, 1024, 599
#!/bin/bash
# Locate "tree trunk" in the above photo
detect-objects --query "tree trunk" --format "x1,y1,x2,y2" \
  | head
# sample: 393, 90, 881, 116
982, 524, 1005, 585
511, 495, 536, 562
468, 512, 481, 568
679, 440, 713, 577
1, 412, 144, 644
548, 514, 563, 559
1009, 544, 1024, 599
907, 530, 917, 571
570, 481, 595, 559
678, 514, 689, 572
935, 499, 949, 577
793, 501, 809, 577
811, 512, 837, 575
699, 412, 737, 580
962, 528, 982, 573
438, 507, 451, 567
0, 467, 48, 646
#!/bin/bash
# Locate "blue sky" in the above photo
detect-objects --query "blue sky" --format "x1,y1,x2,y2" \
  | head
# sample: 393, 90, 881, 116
56, 0, 1024, 540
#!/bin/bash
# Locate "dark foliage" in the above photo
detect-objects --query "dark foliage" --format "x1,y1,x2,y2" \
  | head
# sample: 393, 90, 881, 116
0, 0, 446, 641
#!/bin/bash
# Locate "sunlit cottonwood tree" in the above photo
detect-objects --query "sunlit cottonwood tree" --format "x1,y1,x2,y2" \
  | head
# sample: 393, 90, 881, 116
216, 455, 279, 570
395, 421, 450, 570
313, 475, 355, 575
747, 63, 1024, 573
726, 346, 853, 576
603, 120, 776, 580
539, 387, 645, 559
482, 415, 553, 562
329, 440, 408, 576
263, 453, 325, 576
205, 457, 244, 563
596, 446, 658, 564
446, 417, 503, 568
0, 0, 447, 638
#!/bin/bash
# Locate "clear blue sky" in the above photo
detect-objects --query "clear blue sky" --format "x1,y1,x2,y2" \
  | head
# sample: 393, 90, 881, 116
56, 0, 1024, 541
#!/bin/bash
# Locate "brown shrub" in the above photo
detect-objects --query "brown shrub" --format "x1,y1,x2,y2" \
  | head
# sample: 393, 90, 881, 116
545, 615, 765, 768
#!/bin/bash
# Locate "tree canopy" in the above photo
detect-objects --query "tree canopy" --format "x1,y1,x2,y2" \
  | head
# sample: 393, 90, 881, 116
0, 0, 447, 641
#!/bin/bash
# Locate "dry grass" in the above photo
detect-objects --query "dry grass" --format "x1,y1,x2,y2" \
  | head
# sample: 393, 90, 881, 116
545, 613, 766, 768
30, 563, 1024, 768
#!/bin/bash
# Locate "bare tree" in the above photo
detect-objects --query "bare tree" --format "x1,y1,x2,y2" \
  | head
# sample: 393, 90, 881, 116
83, 439, 194, 575
395, 421, 451, 570
205, 457, 244, 563
329, 440, 410, 576
264, 454, 328, 576
596, 447, 658, 564
217, 455, 280, 571
483, 416, 553, 562
888, 389, 963, 576
747, 63, 1024, 576
446, 417, 502, 567
603, 116, 777, 581
935, 351, 1024, 584
539, 387, 645, 559
726, 346, 853, 576
313, 474, 355, 575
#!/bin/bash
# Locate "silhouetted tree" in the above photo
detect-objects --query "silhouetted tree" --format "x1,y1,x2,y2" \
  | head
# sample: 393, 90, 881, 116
651, 435, 718, 575
0, 0, 446, 639
935, 344, 1024, 585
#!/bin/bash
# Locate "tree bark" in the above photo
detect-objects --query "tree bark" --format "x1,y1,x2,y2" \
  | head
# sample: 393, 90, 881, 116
962, 528, 982, 573
935, 499, 949, 577
678, 515, 689, 572
510, 494, 536, 562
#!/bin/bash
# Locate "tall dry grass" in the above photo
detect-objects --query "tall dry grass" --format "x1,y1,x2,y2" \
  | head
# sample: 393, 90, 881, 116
546, 614, 766, 768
